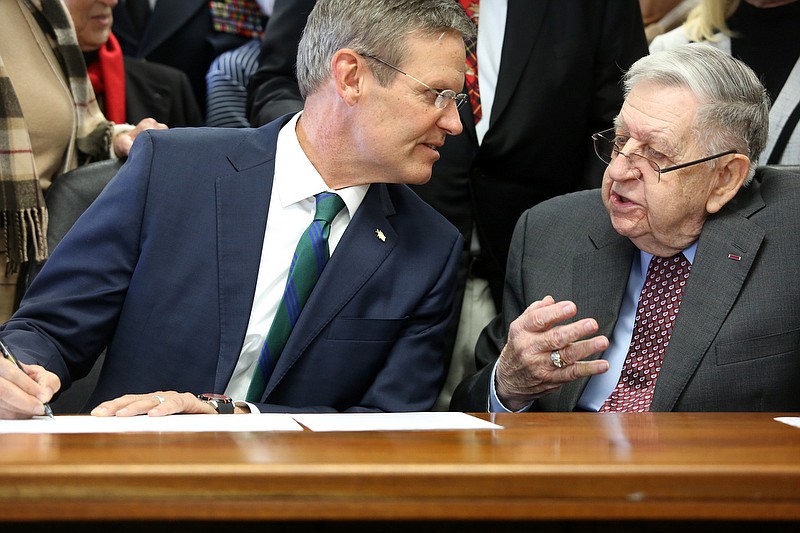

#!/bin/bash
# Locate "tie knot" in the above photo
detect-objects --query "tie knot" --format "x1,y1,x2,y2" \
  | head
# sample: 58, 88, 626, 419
314, 192, 345, 224
650, 253, 691, 275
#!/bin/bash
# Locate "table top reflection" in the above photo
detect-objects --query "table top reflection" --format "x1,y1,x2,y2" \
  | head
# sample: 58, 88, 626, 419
1, 412, 798, 522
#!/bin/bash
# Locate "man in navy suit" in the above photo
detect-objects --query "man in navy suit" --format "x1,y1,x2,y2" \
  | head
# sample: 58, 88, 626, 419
0, 0, 473, 419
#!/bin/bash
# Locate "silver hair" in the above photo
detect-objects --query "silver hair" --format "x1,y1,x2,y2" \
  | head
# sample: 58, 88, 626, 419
623, 43, 770, 183
296, 0, 475, 99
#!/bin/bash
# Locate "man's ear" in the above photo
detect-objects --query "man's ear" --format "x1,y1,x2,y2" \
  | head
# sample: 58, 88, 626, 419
706, 153, 750, 214
330, 48, 364, 106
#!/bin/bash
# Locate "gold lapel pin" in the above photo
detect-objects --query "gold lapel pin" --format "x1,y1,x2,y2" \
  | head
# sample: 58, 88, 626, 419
375, 229, 386, 242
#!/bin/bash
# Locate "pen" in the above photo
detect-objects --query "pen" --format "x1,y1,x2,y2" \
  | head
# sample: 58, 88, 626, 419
0, 339, 54, 418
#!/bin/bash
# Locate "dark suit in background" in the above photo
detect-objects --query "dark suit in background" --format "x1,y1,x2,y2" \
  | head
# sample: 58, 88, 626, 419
451, 167, 800, 412
113, 0, 252, 115
247, 0, 315, 126
421, 0, 648, 307
123, 56, 203, 127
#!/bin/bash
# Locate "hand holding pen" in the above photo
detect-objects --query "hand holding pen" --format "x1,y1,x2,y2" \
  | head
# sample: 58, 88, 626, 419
0, 339, 55, 418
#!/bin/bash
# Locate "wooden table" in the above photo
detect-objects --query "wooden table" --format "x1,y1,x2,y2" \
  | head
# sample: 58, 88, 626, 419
1, 412, 799, 530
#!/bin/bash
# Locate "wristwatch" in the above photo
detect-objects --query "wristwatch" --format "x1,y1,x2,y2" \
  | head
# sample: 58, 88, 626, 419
198, 393, 235, 414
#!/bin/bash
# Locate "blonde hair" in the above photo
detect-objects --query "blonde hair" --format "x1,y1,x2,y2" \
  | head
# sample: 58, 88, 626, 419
683, 0, 740, 42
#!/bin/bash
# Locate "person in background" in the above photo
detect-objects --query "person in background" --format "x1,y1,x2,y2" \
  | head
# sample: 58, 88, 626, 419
205, 0, 274, 127
451, 44, 800, 414
65, 0, 202, 127
650, 0, 800, 165
0, 0, 164, 322
640, 0, 698, 43
246, 0, 316, 127
0, 0, 472, 419
113, 0, 265, 119
246, 0, 649, 410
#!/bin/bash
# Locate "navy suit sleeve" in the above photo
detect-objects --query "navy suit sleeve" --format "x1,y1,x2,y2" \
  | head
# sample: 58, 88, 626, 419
0, 135, 152, 389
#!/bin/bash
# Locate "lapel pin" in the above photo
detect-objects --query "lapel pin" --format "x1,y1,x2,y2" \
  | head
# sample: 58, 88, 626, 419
375, 229, 386, 242
727, 254, 742, 261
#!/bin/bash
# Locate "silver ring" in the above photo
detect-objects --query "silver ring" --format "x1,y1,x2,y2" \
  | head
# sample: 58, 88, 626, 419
550, 350, 565, 368
153, 395, 166, 405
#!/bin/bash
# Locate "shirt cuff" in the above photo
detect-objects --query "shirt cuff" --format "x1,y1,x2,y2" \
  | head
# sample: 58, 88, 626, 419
234, 401, 261, 414
489, 359, 533, 413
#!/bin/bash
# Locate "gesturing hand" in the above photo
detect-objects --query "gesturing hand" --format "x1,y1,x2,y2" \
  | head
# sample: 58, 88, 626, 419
495, 296, 610, 411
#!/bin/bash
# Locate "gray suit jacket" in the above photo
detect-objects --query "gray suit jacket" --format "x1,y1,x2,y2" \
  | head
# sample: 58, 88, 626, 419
451, 166, 800, 412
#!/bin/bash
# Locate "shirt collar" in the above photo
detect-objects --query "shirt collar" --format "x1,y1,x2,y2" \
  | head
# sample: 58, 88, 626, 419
274, 112, 368, 218
638, 241, 697, 274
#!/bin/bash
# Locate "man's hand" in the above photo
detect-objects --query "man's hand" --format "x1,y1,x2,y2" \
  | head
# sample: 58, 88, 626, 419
0, 358, 59, 419
91, 391, 222, 417
113, 117, 168, 157
495, 296, 610, 411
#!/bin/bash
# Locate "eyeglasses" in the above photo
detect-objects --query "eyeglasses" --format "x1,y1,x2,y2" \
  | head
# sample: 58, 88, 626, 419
363, 54, 468, 111
592, 128, 737, 182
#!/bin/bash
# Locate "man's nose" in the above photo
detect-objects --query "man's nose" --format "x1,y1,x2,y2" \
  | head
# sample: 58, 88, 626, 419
607, 151, 643, 182
440, 102, 464, 136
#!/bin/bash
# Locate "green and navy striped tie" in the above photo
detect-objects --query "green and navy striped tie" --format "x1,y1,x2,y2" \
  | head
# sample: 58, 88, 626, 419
245, 192, 345, 402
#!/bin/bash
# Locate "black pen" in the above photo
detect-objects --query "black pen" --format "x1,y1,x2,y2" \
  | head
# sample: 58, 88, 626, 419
0, 339, 54, 418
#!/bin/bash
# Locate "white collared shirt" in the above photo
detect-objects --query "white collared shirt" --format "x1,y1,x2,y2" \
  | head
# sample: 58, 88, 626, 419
225, 113, 368, 400
474, 0, 508, 145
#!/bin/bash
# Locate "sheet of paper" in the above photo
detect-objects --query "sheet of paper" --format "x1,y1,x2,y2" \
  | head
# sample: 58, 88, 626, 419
0, 413, 303, 434
774, 417, 800, 429
292, 412, 503, 432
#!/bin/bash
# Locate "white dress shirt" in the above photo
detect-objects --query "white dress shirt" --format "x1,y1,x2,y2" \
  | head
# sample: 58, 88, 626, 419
473, 0, 507, 145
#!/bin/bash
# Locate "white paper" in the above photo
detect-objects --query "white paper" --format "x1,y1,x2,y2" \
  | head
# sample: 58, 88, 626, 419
292, 411, 503, 432
0, 412, 502, 434
774, 416, 800, 429
0, 413, 304, 434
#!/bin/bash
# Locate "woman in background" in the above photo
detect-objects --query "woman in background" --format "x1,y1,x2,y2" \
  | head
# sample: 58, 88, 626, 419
0, 0, 164, 320
650, 0, 800, 166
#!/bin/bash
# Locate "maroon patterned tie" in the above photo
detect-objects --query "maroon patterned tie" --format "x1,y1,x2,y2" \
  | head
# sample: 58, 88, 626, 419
600, 253, 692, 412
458, 0, 481, 123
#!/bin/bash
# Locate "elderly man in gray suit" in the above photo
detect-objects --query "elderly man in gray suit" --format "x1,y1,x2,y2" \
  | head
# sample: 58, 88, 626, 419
452, 44, 800, 413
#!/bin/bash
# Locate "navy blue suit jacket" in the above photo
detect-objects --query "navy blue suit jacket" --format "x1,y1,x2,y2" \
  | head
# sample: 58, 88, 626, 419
3, 117, 463, 413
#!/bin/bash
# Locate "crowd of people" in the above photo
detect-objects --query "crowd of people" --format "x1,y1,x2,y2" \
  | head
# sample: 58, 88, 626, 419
0, 0, 798, 420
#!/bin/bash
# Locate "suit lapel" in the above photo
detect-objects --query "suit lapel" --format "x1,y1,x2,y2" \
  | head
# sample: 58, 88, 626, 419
213, 124, 282, 392
263, 184, 397, 398
488, 0, 549, 128
557, 229, 636, 411
651, 191, 766, 411
139, 0, 207, 57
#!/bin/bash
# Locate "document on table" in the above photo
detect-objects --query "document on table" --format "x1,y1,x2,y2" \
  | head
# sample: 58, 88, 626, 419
0, 413, 304, 434
0, 412, 502, 434
774, 417, 800, 429
292, 412, 503, 432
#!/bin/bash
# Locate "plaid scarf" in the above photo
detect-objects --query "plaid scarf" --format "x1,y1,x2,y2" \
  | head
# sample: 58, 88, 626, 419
0, 0, 113, 268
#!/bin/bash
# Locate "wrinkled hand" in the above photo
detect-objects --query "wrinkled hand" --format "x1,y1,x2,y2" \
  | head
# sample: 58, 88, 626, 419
113, 117, 168, 157
0, 358, 60, 419
91, 391, 218, 417
495, 296, 610, 411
